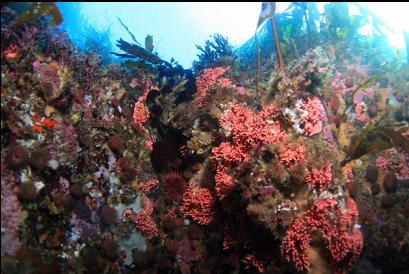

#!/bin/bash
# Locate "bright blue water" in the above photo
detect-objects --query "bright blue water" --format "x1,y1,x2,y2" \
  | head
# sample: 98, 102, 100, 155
56, 2, 408, 69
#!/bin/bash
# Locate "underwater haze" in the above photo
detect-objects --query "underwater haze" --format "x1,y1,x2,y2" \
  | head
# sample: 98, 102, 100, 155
56, 2, 409, 68
1, 2, 409, 274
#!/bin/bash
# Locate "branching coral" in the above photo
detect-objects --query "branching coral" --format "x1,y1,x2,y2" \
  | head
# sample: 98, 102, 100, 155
195, 66, 231, 108
281, 198, 363, 272
123, 198, 159, 240
212, 103, 286, 201
278, 143, 307, 168
180, 184, 214, 225
304, 163, 333, 193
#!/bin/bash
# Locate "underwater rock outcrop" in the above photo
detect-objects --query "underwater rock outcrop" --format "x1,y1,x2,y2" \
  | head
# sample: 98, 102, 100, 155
1, 2, 409, 274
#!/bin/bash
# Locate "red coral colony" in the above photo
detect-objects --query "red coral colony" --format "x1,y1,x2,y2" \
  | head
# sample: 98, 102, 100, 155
1, 2, 409, 274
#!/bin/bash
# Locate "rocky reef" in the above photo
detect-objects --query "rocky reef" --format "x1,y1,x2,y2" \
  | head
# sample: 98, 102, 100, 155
1, 3, 409, 274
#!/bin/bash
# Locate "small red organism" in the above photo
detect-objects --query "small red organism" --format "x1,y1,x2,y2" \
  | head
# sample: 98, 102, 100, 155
32, 124, 43, 133
145, 135, 156, 152
163, 172, 186, 203
17, 182, 38, 201
3, 44, 20, 60
133, 101, 150, 136
32, 112, 42, 123
42, 117, 58, 129
214, 167, 236, 200
118, 156, 133, 171
31, 112, 58, 133
243, 254, 265, 273
161, 215, 183, 232
139, 178, 159, 194
304, 163, 333, 193
180, 184, 214, 225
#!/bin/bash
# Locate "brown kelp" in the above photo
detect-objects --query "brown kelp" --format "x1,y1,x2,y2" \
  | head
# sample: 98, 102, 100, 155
12, 2, 63, 28
342, 111, 409, 165
256, 2, 285, 72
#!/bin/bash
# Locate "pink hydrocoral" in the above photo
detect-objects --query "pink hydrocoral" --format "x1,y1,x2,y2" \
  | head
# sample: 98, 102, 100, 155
123, 198, 158, 239
376, 155, 390, 170
281, 217, 311, 271
278, 143, 307, 168
396, 153, 409, 180
300, 96, 326, 136
281, 198, 363, 272
1, 176, 22, 256
139, 178, 159, 194
213, 104, 285, 164
181, 184, 214, 225
325, 198, 363, 267
214, 167, 236, 200
133, 101, 150, 136
195, 66, 230, 107
304, 163, 333, 193
211, 142, 248, 165
219, 104, 285, 148
212, 103, 286, 201
243, 254, 265, 273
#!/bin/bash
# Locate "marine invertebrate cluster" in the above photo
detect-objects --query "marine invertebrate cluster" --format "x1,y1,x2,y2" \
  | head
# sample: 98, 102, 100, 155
195, 66, 231, 107
281, 198, 363, 272
180, 184, 214, 225
1, 3, 407, 273
123, 198, 159, 240
133, 101, 150, 136
304, 163, 333, 193
1, 176, 22, 256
